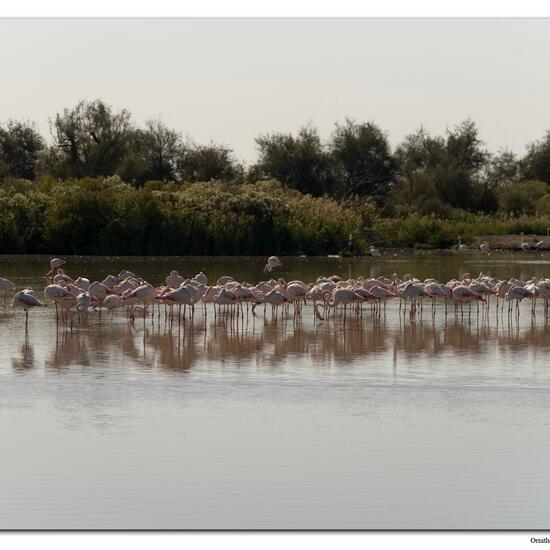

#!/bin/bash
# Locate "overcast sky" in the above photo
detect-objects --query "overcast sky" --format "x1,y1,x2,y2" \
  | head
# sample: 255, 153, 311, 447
1, 19, 549, 162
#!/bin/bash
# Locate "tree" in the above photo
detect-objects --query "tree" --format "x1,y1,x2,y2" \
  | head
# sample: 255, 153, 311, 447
0, 120, 44, 180
445, 119, 488, 173
47, 99, 133, 178
329, 119, 396, 199
393, 120, 490, 212
479, 149, 521, 212
522, 132, 550, 184
253, 126, 332, 196
117, 120, 183, 185
176, 142, 240, 183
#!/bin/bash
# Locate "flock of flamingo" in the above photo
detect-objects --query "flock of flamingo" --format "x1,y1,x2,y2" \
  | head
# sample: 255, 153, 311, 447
2, 254, 550, 334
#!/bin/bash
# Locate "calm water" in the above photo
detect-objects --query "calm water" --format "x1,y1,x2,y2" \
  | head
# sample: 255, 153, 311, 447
2, 253, 550, 529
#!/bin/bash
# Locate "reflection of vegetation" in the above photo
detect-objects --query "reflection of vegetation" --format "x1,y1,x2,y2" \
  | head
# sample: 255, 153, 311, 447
5, 99, 550, 251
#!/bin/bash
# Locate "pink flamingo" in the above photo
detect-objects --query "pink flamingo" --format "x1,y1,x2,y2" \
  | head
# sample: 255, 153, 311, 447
0, 278, 15, 308
12, 289, 47, 331
46, 258, 65, 276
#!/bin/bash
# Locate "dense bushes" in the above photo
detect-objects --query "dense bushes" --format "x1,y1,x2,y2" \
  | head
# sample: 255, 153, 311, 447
372, 211, 550, 248
5, 99, 550, 253
0, 177, 363, 255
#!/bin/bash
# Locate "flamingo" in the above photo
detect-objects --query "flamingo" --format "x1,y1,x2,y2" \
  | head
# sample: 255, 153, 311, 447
88, 281, 114, 313
285, 282, 307, 316
457, 236, 469, 252
11, 290, 47, 331
46, 258, 65, 276
398, 281, 428, 319
89, 281, 113, 300
53, 268, 73, 285
165, 270, 185, 288
75, 292, 92, 314
0, 278, 15, 307
216, 275, 235, 286
118, 270, 137, 282
520, 233, 530, 252
263, 256, 282, 273
505, 285, 531, 316
369, 245, 381, 257
480, 241, 490, 255
74, 276, 91, 291
103, 294, 123, 318
158, 286, 196, 323
319, 288, 362, 320
44, 284, 77, 322
452, 285, 485, 317
194, 272, 208, 285
121, 283, 156, 321
102, 275, 118, 289
424, 281, 450, 317
257, 289, 287, 320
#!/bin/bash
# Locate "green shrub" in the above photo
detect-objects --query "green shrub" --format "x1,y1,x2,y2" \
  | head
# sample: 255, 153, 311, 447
0, 177, 364, 255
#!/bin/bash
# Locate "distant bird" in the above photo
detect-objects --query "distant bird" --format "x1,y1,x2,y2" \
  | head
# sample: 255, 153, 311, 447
263, 256, 282, 273
480, 241, 490, 255
457, 236, 469, 252
12, 290, 46, 331
535, 240, 546, 251
520, 233, 530, 252
47, 258, 65, 276
369, 245, 381, 257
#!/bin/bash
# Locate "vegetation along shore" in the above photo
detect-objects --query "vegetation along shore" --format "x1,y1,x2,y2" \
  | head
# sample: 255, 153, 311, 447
2, 99, 550, 255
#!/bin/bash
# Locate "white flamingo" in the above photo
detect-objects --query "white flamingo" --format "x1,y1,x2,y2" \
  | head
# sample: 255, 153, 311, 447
103, 294, 123, 318
165, 270, 185, 288
47, 258, 65, 276
457, 236, 469, 252
74, 276, 91, 291
44, 284, 76, 322
0, 278, 15, 307
12, 290, 47, 331
520, 233, 530, 252
263, 256, 282, 273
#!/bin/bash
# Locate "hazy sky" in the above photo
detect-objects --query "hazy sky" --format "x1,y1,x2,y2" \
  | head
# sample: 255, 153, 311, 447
1, 19, 549, 163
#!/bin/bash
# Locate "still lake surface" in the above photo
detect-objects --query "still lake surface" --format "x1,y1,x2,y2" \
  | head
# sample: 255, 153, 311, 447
1, 253, 550, 529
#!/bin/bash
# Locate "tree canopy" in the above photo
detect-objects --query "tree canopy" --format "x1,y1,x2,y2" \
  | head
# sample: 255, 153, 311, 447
1, 99, 550, 221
